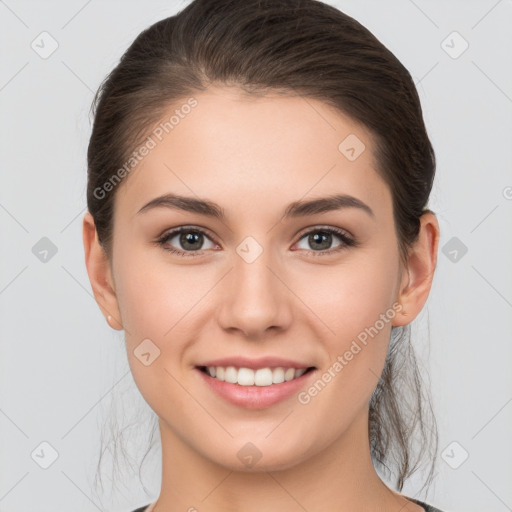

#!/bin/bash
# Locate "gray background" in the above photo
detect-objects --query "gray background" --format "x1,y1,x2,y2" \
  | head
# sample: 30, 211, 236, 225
1, 1, 511, 511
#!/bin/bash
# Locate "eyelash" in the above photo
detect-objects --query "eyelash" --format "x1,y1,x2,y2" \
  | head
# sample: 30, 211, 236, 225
155, 225, 357, 259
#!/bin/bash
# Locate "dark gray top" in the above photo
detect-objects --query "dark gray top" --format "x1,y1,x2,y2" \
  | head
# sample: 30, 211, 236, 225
132, 496, 446, 511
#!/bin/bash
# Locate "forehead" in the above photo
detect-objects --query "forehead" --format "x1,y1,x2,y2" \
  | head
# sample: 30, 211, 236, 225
115, 86, 391, 220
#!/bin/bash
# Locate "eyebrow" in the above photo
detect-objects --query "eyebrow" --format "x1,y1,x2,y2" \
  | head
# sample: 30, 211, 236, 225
136, 193, 375, 220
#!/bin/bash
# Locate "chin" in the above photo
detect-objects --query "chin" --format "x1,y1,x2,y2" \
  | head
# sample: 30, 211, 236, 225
204, 439, 314, 473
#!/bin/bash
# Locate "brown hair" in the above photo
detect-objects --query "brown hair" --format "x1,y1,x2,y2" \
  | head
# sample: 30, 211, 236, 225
88, 0, 438, 495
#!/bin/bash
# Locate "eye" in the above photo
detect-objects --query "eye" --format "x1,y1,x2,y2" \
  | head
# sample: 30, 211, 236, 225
294, 227, 356, 256
156, 227, 218, 257
156, 225, 357, 258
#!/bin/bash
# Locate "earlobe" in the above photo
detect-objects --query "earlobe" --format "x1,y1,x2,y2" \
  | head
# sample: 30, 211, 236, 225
106, 314, 123, 330
82, 212, 124, 330
392, 211, 440, 327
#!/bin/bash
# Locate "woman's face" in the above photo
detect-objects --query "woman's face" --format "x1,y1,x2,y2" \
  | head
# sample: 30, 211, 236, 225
103, 86, 409, 470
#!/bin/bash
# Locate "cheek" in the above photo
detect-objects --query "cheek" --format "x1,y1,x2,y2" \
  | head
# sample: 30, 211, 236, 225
113, 246, 206, 341
294, 264, 398, 431
114, 253, 201, 413
113, 250, 216, 399
294, 249, 400, 344
294, 248, 400, 402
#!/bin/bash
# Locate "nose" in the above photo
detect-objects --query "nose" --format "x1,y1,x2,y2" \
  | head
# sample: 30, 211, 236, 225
216, 246, 293, 340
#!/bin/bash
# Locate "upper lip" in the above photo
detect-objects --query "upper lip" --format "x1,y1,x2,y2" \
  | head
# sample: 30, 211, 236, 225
197, 356, 315, 370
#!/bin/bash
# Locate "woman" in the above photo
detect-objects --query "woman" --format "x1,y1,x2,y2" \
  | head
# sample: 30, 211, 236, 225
83, 0, 446, 510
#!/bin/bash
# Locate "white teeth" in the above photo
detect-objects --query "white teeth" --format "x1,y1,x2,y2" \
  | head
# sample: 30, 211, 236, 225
238, 367, 255, 386
224, 366, 238, 384
284, 368, 295, 381
254, 368, 272, 386
204, 365, 310, 386
272, 367, 285, 384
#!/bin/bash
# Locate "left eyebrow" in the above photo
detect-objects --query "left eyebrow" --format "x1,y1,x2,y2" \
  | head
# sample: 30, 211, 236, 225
283, 194, 375, 220
136, 193, 375, 220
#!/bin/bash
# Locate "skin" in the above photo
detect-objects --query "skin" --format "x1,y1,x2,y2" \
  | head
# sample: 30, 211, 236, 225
83, 86, 439, 512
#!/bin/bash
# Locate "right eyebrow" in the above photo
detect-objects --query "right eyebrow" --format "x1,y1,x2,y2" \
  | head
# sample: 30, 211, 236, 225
137, 193, 225, 219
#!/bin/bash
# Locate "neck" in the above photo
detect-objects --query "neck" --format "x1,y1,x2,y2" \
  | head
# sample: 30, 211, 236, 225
151, 408, 419, 512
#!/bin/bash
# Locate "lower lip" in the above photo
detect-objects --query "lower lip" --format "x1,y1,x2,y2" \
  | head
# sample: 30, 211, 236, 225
195, 368, 316, 409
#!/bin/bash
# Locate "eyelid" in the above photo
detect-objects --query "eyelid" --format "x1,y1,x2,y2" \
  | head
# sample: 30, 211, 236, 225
295, 224, 354, 241
157, 224, 218, 243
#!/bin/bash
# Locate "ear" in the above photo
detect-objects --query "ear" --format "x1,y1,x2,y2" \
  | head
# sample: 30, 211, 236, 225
392, 211, 440, 327
82, 212, 123, 330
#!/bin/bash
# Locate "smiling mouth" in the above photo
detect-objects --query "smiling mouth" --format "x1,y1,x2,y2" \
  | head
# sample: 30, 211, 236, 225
196, 365, 316, 387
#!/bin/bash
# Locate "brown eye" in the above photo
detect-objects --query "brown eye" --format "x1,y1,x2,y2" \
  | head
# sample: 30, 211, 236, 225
157, 227, 217, 257
295, 227, 356, 256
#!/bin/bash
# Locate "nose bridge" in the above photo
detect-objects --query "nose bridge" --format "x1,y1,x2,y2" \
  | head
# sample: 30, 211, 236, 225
217, 238, 292, 337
